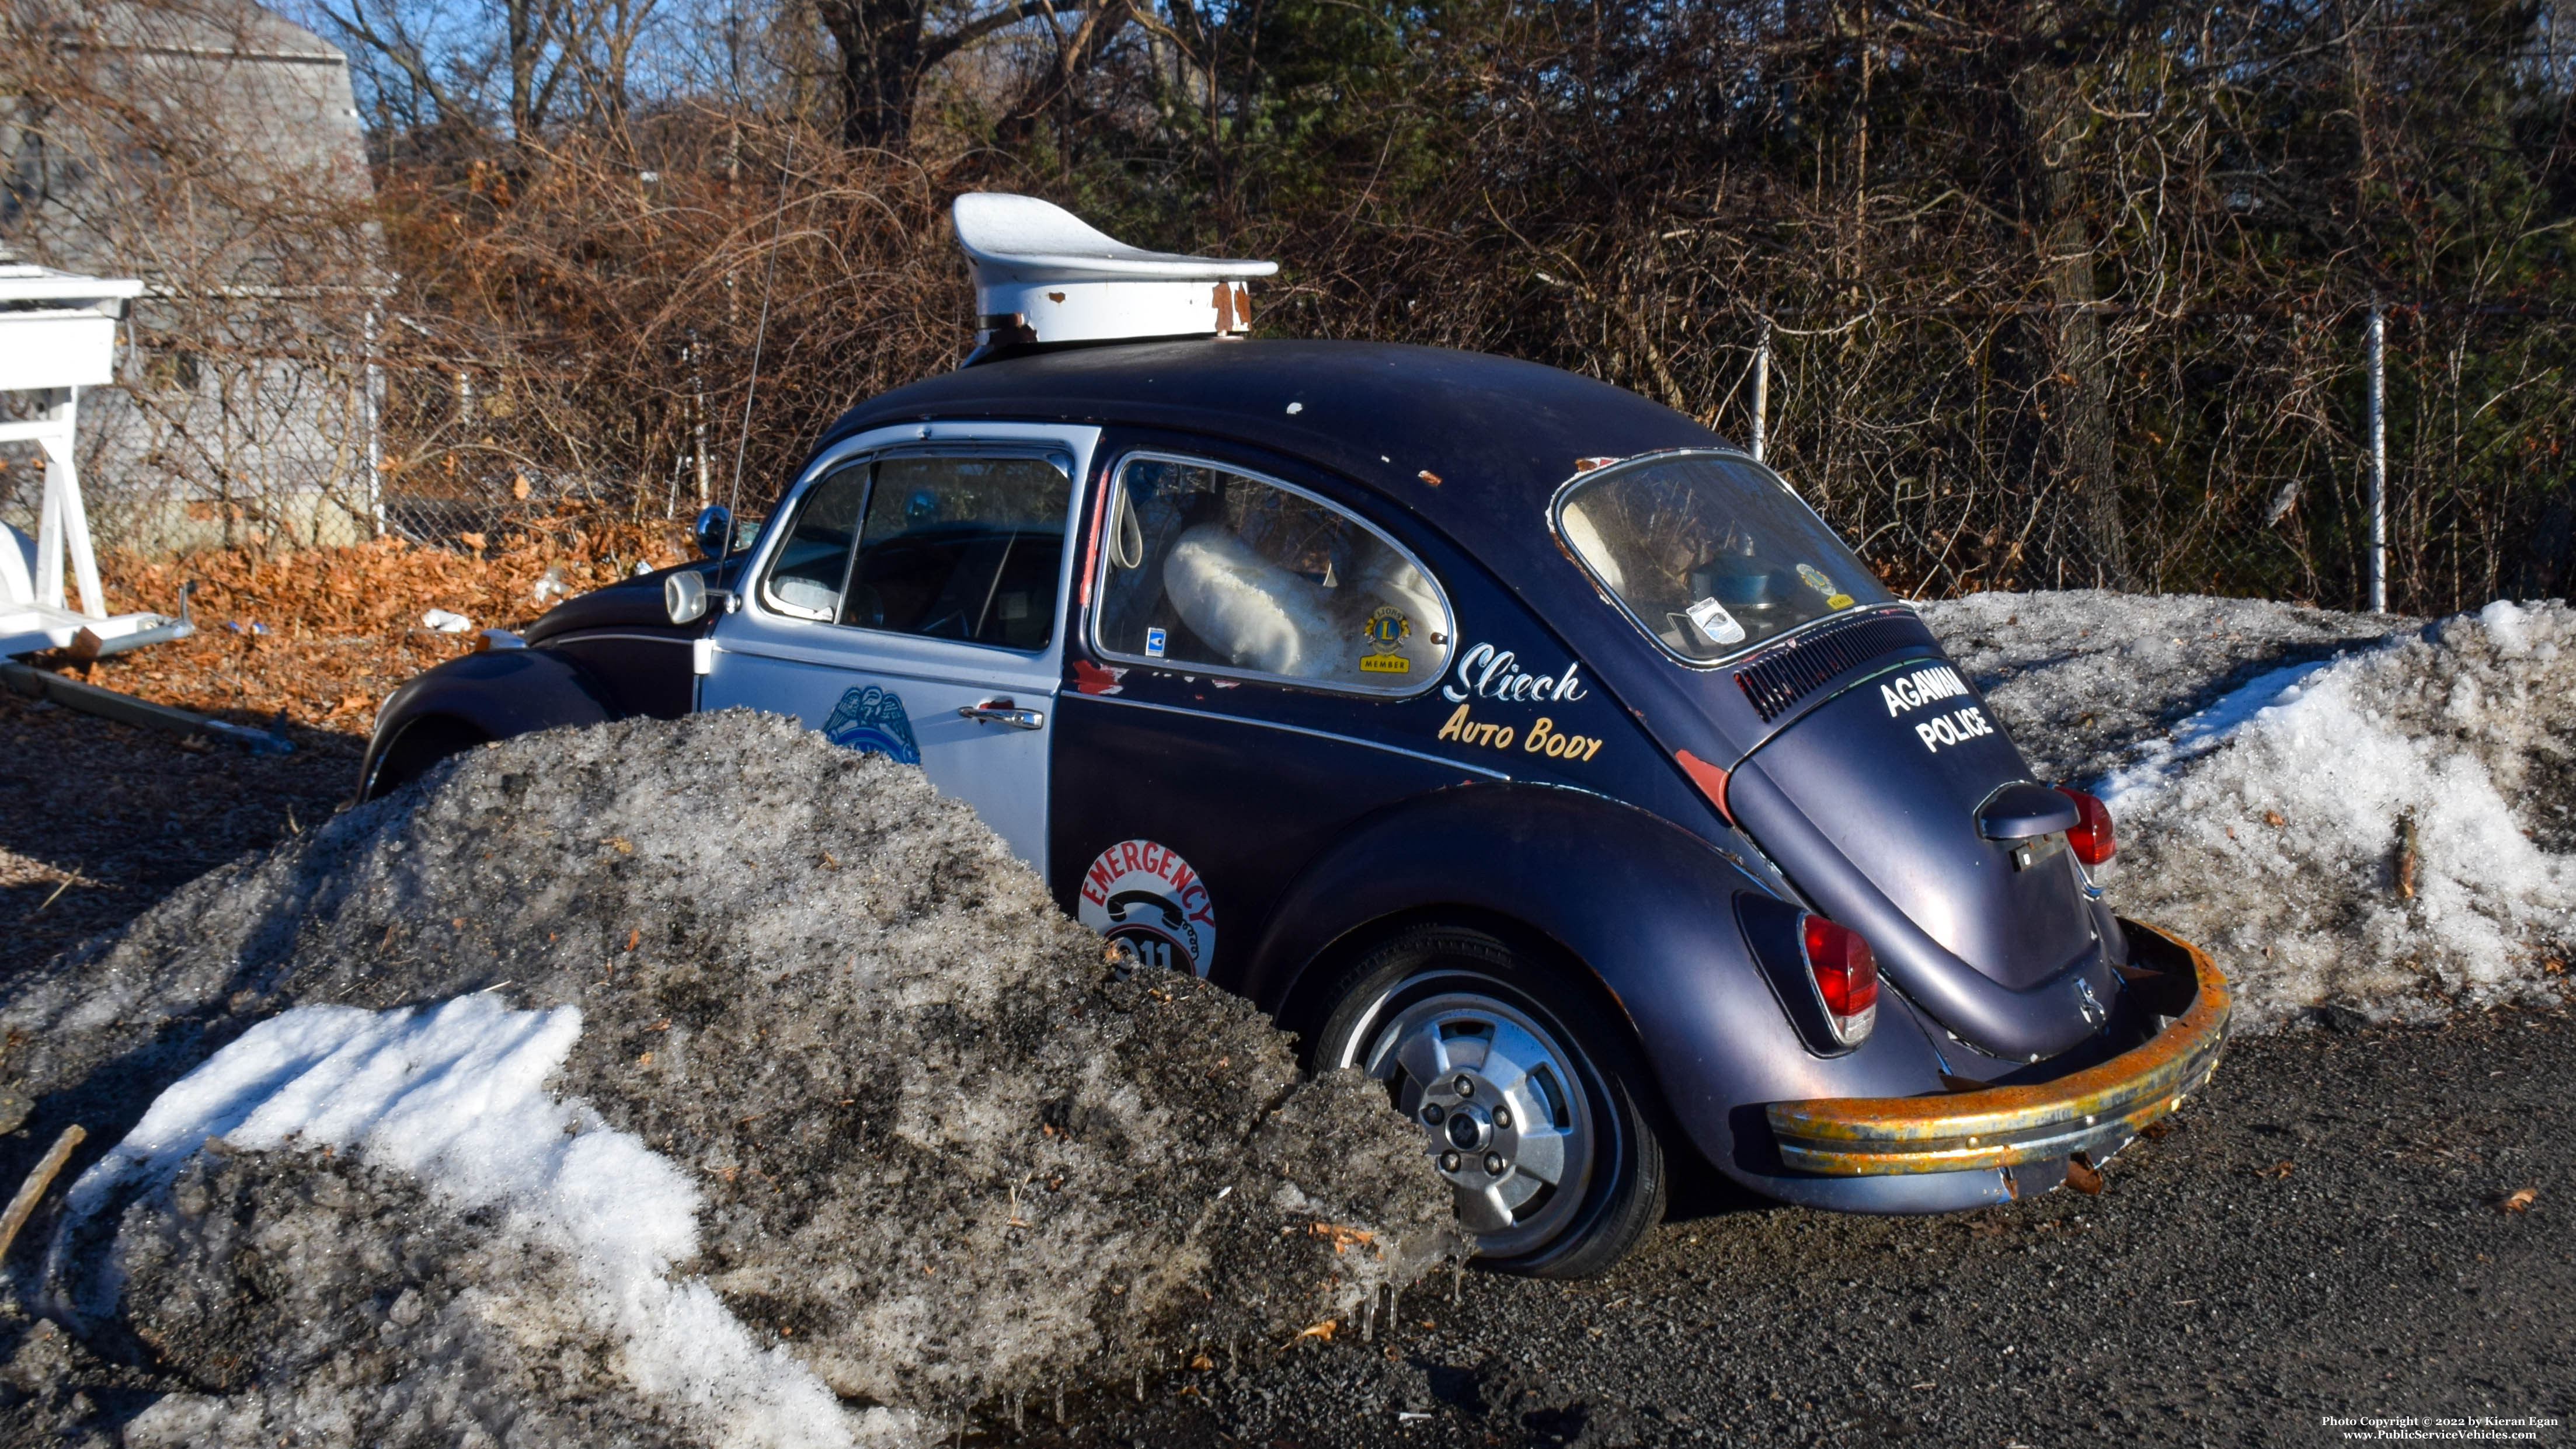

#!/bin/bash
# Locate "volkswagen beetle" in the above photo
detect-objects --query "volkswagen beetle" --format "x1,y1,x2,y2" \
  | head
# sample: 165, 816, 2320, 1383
361, 194, 2229, 1277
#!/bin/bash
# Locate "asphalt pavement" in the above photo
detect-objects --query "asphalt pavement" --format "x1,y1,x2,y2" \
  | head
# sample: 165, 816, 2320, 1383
1015, 1005, 2574, 1448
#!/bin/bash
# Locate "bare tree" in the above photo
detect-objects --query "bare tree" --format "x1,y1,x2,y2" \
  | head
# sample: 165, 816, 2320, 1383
812, 0, 1128, 147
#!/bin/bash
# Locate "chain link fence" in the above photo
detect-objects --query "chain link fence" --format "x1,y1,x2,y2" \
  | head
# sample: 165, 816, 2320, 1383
1674, 305, 2576, 616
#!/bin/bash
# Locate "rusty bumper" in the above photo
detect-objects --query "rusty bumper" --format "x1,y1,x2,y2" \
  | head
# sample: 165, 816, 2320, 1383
1766, 920, 2230, 1176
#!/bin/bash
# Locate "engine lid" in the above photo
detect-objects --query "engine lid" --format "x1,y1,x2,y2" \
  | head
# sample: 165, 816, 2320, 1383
1726, 656, 2115, 1061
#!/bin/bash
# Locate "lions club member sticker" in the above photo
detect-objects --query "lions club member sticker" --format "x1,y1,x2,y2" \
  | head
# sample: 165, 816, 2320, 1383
1077, 839, 1217, 974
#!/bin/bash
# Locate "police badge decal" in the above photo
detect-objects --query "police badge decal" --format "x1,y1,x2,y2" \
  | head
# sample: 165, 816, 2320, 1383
823, 684, 921, 765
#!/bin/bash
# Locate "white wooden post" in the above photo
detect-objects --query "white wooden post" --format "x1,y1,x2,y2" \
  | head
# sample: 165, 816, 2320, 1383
36, 389, 107, 619
364, 305, 385, 537
1751, 319, 1772, 463
2367, 303, 2387, 614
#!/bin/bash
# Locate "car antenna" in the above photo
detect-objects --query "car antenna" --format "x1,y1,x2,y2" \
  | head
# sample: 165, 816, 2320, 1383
720, 121, 797, 562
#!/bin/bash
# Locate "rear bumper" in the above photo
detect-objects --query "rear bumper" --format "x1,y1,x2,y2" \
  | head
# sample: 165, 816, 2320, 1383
1764, 919, 2229, 1176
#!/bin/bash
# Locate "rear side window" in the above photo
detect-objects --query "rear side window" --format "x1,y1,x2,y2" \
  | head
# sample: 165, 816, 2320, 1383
1094, 454, 1453, 694
758, 453, 1073, 650
1555, 451, 1894, 661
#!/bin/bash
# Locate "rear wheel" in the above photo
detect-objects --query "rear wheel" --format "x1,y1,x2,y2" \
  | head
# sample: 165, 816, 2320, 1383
1310, 924, 1665, 1278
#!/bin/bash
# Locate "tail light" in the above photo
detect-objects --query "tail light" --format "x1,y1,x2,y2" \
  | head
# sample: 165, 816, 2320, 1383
1801, 915, 1878, 1045
2056, 786, 2116, 865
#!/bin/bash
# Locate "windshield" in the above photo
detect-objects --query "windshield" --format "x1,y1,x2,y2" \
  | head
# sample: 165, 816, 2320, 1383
1555, 452, 1893, 661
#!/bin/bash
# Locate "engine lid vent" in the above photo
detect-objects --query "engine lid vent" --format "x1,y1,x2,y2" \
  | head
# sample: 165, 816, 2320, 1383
1733, 611, 1937, 723
952, 193, 1278, 350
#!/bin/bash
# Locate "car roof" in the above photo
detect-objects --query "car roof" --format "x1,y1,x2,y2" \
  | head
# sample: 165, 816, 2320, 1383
815, 339, 1732, 571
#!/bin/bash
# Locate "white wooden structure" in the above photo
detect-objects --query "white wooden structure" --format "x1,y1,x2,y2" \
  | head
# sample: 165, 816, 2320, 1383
0, 263, 189, 657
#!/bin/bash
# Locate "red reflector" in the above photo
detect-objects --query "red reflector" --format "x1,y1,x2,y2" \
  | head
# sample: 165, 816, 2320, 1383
2056, 786, 2116, 865
1801, 914, 1879, 1042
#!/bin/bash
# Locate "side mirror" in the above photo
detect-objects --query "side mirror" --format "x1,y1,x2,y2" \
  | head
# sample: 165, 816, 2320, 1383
665, 569, 709, 624
692, 504, 734, 559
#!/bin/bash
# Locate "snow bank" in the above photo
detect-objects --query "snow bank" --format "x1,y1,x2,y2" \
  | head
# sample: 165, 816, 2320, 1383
1926, 593, 2574, 1030
0, 710, 1456, 1444
58, 996, 876, 1449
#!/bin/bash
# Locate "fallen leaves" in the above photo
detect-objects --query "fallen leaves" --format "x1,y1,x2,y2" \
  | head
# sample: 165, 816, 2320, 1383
1307, 1222, 1376, 1255
73, 522, 686, 733
1293, 1319, 1336, 1342
2499, 1186, 2537, 1213
2258, 1159, 2296, 1179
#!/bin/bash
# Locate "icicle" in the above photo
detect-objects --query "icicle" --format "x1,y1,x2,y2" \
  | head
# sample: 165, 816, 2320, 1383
1011, 1391, 1023, 1433
1053, 1385, 1065, 1424
1450, 1255, 1463, 1304
1134, 1369, 1146, 1402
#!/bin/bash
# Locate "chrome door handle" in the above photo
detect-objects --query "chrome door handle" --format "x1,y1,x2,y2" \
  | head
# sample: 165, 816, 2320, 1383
959, 697, 1046, 730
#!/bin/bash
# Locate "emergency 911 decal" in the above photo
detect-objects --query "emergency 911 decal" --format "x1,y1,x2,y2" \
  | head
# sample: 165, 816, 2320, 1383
1077, 839, 1217, 975
1878, 663, 1997, 753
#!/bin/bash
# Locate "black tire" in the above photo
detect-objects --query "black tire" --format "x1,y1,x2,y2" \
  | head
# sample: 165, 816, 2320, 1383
1308, 924, 1665, 1279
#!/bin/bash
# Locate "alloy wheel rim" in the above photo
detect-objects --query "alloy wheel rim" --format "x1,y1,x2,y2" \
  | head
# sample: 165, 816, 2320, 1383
1353, 983, 1600, 1259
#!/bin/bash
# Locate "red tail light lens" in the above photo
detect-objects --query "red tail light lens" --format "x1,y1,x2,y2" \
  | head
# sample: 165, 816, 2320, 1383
2056, 786, 2116, 865
1801, 915, 1879, 1044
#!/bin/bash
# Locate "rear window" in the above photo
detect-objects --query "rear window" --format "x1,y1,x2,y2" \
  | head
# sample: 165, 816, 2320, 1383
1554, 452, 1893, 661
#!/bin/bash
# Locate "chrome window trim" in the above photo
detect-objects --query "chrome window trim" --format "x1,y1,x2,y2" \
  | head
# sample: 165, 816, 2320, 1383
1545, 446, 1898, 671
1086, 449, 1458, 699
744, 434, 1083, 657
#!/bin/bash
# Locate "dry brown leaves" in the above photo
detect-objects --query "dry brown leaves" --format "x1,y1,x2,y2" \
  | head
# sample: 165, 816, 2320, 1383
1307, 1222, 1377, 1254
72, 519, 687, 732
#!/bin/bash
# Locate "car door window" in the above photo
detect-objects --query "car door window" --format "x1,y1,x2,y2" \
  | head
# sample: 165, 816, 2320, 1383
760, 462, 868, 621
758, 453, 1073, 648
841, 455, 1071, 650
1095, 454, 1453, 693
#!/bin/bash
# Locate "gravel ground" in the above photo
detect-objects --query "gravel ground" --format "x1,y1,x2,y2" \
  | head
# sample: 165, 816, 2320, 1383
1022, 1006, 2574, 1448
0, 685, 359, 979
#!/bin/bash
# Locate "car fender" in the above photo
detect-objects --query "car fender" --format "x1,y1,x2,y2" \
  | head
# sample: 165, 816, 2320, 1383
1240, 782, 1953, 1189
360, 646, 621, 797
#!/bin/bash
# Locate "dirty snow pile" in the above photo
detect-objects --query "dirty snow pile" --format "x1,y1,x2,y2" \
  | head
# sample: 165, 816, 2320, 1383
1926, 591, 2574, 1030
0, 711, 1456, 1447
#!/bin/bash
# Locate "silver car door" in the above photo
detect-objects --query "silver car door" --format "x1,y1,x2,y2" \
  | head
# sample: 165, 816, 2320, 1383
699, 423, 1099, 876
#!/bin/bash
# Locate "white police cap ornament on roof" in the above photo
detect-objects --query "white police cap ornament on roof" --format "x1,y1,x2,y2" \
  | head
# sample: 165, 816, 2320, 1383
953, 192, 1277, 349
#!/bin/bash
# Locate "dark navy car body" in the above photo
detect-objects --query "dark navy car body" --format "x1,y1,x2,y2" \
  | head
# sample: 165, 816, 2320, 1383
364, 202, 2227, 1276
